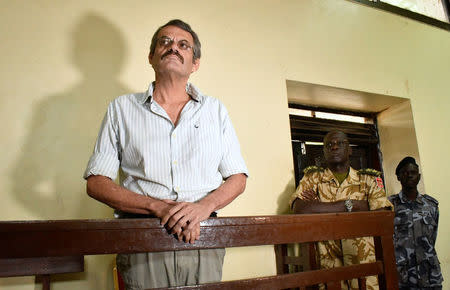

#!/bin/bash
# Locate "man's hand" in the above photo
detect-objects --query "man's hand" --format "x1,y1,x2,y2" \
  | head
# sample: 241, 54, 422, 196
161, 201, 214, 242
157, 173, 246, 243
153, 199, 178, 220
301, 189, 319, 201
180, 222, 201, 244
153, 199, 203, 243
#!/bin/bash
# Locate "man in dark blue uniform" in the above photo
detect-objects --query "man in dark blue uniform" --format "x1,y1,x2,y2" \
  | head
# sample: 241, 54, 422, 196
389, 156, 443, 290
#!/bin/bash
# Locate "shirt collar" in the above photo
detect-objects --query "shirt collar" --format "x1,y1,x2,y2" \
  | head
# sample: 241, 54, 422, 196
137, 82, 204, 104
348, 167, 360, 183
322, 168, 335, 183
398, 191, 424, 204
322, 167, 359, 184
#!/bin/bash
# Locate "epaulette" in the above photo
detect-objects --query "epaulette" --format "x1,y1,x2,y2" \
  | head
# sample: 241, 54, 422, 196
423, 194, 439, 206
357, 168, 381, 177
303, 166, 325, 175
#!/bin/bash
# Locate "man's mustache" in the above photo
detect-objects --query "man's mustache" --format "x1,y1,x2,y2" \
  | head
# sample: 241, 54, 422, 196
161, 49, 184, 64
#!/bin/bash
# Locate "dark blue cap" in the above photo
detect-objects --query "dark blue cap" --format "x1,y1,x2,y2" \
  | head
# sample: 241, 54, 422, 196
395, 156, 418, 176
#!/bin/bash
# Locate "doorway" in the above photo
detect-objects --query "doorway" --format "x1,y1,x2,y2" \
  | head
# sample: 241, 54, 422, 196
289, 104, 383, 187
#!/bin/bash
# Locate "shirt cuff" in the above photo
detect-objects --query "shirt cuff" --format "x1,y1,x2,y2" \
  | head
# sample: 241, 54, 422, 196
83, 152, 120, 180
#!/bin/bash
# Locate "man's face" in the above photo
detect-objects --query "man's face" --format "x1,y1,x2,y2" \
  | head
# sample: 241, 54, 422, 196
397, 163, 420, 189
323, 132, 351, 165
149, 25, 200, 78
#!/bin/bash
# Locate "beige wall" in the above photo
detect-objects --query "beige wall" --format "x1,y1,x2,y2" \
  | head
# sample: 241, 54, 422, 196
1, 1, 449, 289
378, 100, 426, 196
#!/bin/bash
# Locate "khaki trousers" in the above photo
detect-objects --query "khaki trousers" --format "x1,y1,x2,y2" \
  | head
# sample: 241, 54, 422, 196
117, 248, 225, 290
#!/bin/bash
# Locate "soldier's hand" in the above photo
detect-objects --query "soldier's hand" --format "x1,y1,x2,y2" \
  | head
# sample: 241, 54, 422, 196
302, 189, 319, 201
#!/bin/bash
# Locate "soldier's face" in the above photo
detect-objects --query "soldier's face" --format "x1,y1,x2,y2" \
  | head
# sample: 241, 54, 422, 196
323, 132, 351, 165
397, 163, 420, 189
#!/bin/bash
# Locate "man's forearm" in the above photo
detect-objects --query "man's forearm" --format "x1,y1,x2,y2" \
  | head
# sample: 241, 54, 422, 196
293, 198, 345, 214
198, 173, 247, 212
86, 175, 168, 216
292, 198, 369, 214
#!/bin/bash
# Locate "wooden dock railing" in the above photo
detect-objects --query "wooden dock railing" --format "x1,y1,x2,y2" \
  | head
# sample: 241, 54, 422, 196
0, 211, 398, 289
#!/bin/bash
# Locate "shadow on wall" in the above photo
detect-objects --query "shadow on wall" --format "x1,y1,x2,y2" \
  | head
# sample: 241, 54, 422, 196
5, 12, 133, 290
11, 12, 131, 220
12, 14, 129, 219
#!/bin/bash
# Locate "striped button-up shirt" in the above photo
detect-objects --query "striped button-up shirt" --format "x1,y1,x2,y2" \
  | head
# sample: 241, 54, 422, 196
84, 82, 248, 211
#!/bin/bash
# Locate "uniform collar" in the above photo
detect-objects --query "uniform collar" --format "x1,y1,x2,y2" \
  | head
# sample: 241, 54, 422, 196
399, 191, 424, 204
322, 167, 359, 184
348, 167, 360, 183
137, 82, 204, 104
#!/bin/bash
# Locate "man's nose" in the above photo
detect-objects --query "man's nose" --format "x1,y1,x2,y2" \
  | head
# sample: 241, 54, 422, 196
330, 142, 339, 150
169, 40, 179, 51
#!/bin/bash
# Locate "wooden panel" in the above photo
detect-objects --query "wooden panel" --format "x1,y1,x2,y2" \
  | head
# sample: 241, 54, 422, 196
0, 212, 397, 289
325, 281, 341, 290
0, 212, 394, 259
274, 244, 288, 274
375, 234, 398, 290
36, 275, 51, 290
0, 256, 83, 277
150, 262, 383, 290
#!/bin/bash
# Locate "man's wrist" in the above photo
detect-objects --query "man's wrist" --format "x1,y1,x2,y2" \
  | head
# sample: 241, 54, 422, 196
197, 198, 216, 214
146, 198, 165, 217
344, 199, 353, 212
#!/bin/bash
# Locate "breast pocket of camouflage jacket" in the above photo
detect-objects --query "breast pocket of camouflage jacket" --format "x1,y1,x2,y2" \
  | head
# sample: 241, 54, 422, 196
393, 213, 410, 246
421, 212, 437, 236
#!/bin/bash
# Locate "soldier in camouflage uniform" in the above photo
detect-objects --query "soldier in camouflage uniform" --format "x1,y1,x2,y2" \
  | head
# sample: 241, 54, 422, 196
388, 156, 443, 290
290, 130, 392, 290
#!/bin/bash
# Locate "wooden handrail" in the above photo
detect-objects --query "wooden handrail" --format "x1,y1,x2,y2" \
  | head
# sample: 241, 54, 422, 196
0, 211, 398, 289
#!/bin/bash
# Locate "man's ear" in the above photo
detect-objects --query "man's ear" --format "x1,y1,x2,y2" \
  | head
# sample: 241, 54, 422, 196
148, 53, 153, 65
191, 58, 200, 73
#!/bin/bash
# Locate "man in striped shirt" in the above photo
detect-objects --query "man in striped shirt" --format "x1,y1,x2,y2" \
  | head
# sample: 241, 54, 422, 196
84, 19, 248, 289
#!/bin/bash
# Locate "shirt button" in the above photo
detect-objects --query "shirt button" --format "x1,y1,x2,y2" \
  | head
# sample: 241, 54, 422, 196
173, 160, 177, 165
172, 133, 176, 138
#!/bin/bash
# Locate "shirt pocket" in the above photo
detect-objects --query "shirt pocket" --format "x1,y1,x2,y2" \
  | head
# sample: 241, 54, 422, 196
188, 118, 222, 168
393, 214, 410, 247
421, 212, 437, 236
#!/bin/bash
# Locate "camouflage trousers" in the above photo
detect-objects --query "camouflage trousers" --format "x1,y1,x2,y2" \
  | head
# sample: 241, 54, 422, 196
317, 237, 378, 290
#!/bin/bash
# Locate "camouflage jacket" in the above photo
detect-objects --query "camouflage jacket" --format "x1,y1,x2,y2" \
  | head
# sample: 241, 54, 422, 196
290, 167, 392, 290
290, 166, 392, 210
388, 192, 443, 288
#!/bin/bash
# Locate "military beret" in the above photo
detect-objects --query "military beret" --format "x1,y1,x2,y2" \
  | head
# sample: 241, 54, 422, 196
395, 156, 418, 176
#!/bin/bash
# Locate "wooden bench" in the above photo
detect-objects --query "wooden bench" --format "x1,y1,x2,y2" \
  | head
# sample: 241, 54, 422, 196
0, 211, 398, 289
